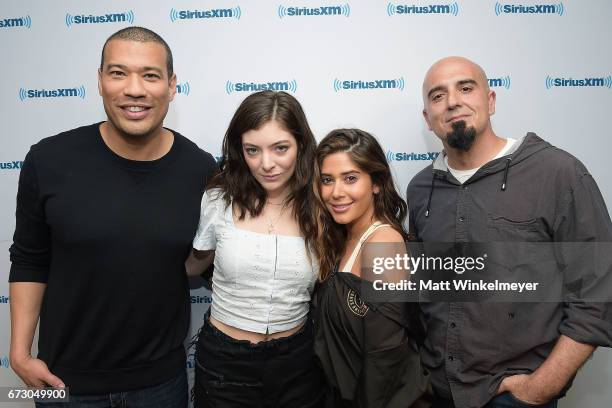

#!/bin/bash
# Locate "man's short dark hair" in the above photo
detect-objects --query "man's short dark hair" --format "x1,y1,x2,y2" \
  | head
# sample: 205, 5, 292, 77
100, 26, 173, 78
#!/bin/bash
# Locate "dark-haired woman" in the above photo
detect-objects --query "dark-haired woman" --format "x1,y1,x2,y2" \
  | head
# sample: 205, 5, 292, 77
312, 129, 431, 408
186, 91, 324, 407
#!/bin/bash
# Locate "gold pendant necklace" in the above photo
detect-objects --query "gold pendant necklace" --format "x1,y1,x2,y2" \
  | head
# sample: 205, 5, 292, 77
266, 205, 286, 234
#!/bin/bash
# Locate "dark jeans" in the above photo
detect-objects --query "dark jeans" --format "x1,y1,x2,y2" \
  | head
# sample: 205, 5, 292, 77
432, 392, 558, 408
193, 313, 325, 408
486, 393, 558, 408
35, 368, 188, 407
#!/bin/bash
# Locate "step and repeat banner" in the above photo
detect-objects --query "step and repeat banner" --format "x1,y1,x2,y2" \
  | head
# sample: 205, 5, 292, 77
1, 0, 611, 406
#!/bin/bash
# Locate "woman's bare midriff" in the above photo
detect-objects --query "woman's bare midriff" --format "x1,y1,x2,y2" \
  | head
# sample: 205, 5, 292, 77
209, 315, 304, 344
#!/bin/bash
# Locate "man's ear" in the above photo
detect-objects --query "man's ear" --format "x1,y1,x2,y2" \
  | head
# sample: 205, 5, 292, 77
423, 109, 433, 131
168, 73, 177, 101
488, 89, 496, 116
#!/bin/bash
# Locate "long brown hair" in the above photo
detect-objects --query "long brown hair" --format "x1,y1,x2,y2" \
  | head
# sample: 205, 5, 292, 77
313, 129, 408, 281
208, 91, 317, 252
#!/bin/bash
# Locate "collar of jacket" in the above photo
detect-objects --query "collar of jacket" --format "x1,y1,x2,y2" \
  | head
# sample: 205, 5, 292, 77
430, 132, 551, 185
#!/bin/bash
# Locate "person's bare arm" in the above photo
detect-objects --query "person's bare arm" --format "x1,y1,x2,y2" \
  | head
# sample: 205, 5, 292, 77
10, 282, 64, 388
498, 335, 594, 404
185, 249, 215, 277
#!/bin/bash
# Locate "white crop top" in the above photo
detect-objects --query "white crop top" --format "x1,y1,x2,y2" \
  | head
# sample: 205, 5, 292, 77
193, 189, 318, 334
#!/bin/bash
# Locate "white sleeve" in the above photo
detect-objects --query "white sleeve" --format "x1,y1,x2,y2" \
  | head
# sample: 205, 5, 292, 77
193, 189, 221, 250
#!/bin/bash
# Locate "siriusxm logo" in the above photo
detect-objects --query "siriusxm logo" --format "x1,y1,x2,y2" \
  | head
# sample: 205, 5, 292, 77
0, 161, 23, 170
191, 295, 212, 304
0, 295, 9, 303
176, 82, 191, 96
226, 80, 298, 94
488, 76, 511, 89
494, 2, 564, 16
19, 86, 86, 101
278, 4, 350, 18
0, 15, 32, 29
545, 75, 612, 89
65, 11, 134, 27
0, 356, 9, 369
186, 355, 195, 369
170, 7, 242, 22
333, 77, 405, 92
386, 150, 440, 162
387, 2, 459, 16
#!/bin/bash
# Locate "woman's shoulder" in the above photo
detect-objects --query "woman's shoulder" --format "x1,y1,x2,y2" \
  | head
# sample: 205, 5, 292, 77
201, 188, 229, 214
205, 187, 231, 203
204, 187, 224, 198
366, 224, 404, 244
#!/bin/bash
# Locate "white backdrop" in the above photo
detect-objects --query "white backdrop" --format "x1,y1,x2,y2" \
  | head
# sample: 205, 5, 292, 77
1, 0, 611, 406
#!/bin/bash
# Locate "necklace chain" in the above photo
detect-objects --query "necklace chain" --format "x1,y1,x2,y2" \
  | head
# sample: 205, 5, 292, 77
266, 204, 286, 234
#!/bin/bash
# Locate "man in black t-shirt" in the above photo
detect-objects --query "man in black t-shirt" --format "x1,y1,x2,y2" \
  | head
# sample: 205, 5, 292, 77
9, 27, 216, 407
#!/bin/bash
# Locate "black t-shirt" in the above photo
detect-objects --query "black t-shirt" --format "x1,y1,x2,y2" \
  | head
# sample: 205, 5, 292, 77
9, 122, 217, 394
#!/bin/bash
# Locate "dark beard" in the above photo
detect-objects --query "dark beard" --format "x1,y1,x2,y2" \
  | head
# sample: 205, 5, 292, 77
446, 120, 476, 152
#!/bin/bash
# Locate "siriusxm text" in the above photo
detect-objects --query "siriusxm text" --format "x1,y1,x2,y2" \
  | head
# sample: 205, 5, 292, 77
501, 4, 558, 14
72, 14, 127, 24
191, 295, 212, 304
553, 78, 606, 87
342, 80, 398, 89
286, 6, 342, 16
395, 5, 452, 14
0, 18, 24, 27
0, 296, 9, 303
186, 356, 195, 369
26, 89, 79, 98
0, 161, 23, 170
393, 152, 439, 161
177, 9, 235, 19
235, 82, 290, 92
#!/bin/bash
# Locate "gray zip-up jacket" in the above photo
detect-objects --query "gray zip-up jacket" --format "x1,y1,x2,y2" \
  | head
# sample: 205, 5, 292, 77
406, 133, 612, 408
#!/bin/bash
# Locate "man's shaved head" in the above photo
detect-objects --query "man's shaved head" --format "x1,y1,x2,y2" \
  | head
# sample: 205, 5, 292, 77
422, 56, 489, 103
421, 56, 496, 151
